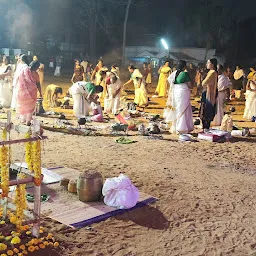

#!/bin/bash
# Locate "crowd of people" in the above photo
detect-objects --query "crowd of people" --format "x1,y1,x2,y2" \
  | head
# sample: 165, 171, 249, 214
0, 53, 255, 134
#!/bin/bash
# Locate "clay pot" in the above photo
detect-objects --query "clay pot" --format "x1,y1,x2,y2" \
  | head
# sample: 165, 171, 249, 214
77, 171, 103, 202
68, 180, 77, 193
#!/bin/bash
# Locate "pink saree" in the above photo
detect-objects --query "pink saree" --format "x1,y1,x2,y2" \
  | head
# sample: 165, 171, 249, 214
16, 67, 38, 116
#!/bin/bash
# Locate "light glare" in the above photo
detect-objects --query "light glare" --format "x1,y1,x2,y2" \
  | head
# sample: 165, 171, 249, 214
161, 38, 169, 50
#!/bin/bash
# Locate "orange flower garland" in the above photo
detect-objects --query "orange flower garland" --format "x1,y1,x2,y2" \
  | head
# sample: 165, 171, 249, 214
24, 133, 42, 186
0, 128, 9, 198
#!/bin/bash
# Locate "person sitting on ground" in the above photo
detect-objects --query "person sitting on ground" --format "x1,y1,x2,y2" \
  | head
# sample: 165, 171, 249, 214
44, 84, 63, 107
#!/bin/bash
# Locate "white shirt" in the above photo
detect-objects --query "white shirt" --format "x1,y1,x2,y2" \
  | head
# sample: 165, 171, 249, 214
218, 74, 231, 91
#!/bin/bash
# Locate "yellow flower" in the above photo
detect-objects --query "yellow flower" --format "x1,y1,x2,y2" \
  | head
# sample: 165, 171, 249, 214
7, 250, 14, 256
49, 242, 53, 246
0, 221, 5, 225
13, 248, 19, 254
39, 230, 44, 234
53, 242, 59, 247
0, 254, 7, 256
43, 241, 49, 246
46, 233, 53, 240
22, 250, 27, 255
34, 246, 39, 251
0, 243, 7, 251
25, 231, 31, 236
19, 245, 25, 251
10, 217, 16, 224
0, 237, 4, 241
18, 253, 23, 256
11, 236, 21, 244
27, 246, 35, 253
5, 236, 12, 241
39, 243, 45, 249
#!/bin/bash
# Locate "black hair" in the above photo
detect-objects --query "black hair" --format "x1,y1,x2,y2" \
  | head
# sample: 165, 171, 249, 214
111, 64, 117, 68
55, 87, 63, 95
175, 60, 187, 81
3, 56, 9, 65
29, 60, 40, 71
143, 62, 148, 66
128, 64, 135, 70
209, 58, 217, 71
95, 85, 103, 93
164, 60, 170, 65
21, 54, 29, 65
100, 70, 107, 76
218, 64, 224, 72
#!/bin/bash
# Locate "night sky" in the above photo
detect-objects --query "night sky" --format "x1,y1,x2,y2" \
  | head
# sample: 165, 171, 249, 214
0, 0, 256, 65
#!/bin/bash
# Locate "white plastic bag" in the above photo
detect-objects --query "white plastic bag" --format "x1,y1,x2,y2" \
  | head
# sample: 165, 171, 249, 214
102, 174, 139, 209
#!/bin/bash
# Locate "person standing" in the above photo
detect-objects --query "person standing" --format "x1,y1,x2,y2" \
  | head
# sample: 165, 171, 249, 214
80, 58, 88, 75
71, 60, 85, 83
212, 65, 231, 126
165, 60, 193, 134
243, 72, 256, 120
146, 63, 152, 89
16, 61, 42, 125
11, 54, 29, 110
0, 56, 13, 108
33, 56, 44, 86
104, 74, 122, 115
54, 56, 63, 76
199, 58, 218, 131
233, 65, 245, 99
123, 65, 148, 107
154, 60, 171, 98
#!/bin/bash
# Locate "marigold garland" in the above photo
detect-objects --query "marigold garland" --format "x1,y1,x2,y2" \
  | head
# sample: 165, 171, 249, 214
31, 140, 41, 186
0, 128, 9, 198
24, 133, 42, 186
14, 177, 27, 230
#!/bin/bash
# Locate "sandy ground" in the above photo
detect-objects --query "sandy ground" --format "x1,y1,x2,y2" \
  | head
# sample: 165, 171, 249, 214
2, 74, 256, 256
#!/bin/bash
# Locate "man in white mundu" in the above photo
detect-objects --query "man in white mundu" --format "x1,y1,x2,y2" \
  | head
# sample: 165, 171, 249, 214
212, 64, 231, 126
69, 81, 103, 117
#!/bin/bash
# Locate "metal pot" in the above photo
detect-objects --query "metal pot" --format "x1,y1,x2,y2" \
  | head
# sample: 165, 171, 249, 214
77, 171, 103, 202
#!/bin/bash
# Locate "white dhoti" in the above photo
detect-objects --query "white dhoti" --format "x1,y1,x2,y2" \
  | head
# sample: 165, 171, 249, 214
243, 89, 256, 120
54, 66, 61, 76
0, 80, 13, 108
72, 94, 90, 117
212, 91, 227, 126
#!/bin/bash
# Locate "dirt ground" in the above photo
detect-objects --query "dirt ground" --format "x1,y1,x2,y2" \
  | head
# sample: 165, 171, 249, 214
4, 74, 256, 256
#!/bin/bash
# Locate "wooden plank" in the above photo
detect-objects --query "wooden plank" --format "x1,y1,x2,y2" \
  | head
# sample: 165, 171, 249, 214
0, 136, 47, 146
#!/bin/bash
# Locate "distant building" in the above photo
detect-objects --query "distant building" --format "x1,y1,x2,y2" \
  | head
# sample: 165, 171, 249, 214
125, 46, 218, 67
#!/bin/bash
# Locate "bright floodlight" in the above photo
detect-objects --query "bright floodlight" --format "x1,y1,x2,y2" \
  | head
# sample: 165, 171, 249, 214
161, 38, 169, 50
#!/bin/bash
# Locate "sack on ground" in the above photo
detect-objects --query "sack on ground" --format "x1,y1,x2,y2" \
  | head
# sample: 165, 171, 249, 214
102, 174, 139, 209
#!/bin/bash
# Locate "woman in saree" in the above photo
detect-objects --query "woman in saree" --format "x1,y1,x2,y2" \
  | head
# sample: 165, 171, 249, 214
16, 61, 42, 125
0, 56, 13, 108
243, 72, 256, 120
11, 54, 29, 110
199, 58, 218, 131
154, 60, 172, 98
71, 60, 85, 84
123, 65, 148, 108
164, 60, 193, 134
